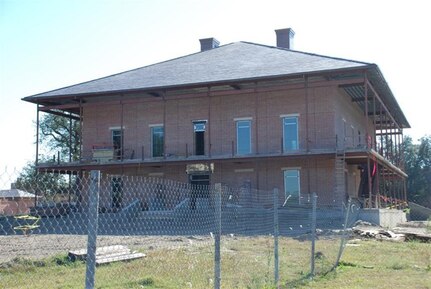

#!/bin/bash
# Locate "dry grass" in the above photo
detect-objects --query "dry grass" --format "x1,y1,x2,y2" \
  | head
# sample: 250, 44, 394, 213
0, 236, 429, 289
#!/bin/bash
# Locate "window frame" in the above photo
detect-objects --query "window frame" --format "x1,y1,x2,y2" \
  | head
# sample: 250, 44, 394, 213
236, 119, 252, 155
283, 168, 301, 203
193, 120, 207, 156
151, 125, 164, 158
281, 115, 299, 152
111, 129, 123, 159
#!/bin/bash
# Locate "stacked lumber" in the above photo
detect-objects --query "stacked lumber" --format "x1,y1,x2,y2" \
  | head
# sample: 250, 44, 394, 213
68, 245, 145, 265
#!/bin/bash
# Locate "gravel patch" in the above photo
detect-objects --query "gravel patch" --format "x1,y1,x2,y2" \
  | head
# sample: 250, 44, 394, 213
0, 234, 212, 263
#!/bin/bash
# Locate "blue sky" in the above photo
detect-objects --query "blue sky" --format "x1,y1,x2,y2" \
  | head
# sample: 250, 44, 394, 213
1, 0, 430, 172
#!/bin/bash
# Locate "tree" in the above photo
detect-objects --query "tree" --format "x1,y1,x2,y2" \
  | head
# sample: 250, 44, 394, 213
403, 135, 431, 207
38, 113, 80, 162
13, 113, 81, 204
14, 162, 69, 203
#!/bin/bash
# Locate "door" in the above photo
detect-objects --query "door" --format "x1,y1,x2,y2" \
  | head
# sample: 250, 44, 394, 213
189, 174, 210, 210
284, 169, 300, 204
193, 121, 206, 156
111, 177, 123, 209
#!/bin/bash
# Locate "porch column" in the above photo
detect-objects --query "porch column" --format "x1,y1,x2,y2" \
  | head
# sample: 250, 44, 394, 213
79, 99, 83, 161
305, 76, 312, 195
162, 91, 167, 159
207, 86, 212, 157
120, 94, 124, 161
69, 112, 72, 162
254, 82, 259, 154
364, 76, 373, 208
372, 92, 377, 150
379, 101, 383, 154
35, 104, 40, 166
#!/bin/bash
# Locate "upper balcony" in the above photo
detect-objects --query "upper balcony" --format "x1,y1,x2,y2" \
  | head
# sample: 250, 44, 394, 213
35, 131, 405, 174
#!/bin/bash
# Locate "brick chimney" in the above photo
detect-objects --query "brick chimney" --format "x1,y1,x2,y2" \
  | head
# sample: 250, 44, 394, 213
199, 38, 220, 51
275, 28, 295, 49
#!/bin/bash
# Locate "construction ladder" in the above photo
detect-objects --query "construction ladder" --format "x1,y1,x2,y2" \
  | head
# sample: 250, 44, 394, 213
335, 148, 346, 208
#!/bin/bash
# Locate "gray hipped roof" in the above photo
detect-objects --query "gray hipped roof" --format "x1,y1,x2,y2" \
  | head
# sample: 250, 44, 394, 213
24, 42, 370, 99
0, 189, 35, 198
22, 41, 409, 128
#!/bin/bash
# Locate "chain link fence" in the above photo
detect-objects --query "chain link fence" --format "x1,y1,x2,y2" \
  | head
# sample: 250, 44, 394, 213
0, 167, 357, 288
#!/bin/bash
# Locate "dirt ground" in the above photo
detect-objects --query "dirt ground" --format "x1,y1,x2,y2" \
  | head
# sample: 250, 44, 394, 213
0, 234, 212, 263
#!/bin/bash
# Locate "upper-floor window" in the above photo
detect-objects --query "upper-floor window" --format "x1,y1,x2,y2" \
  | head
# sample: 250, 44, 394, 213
112, 129, 122, 159
282, 116, 298, 151
236, 119, 251, 155
193, 121, 206, 156
151, 126, 164, 157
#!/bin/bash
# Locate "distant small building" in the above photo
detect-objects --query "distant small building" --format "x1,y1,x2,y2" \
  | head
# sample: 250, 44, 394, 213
0, 189, 36, 216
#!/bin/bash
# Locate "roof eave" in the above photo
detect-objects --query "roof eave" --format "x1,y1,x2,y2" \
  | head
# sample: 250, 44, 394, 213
22, 65, 371, 104
367, 64, 411, 128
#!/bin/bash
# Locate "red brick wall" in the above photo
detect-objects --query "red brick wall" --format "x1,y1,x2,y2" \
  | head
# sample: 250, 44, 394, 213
79, 81, 359, 206
335, 87, 375, 148
85, 156, 336, 209
82, 84, 340, 159
0, 198, 34, 216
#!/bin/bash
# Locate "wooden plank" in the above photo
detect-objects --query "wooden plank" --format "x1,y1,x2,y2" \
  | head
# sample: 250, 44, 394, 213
68, 245, 130, 261
96, 252, 146, 265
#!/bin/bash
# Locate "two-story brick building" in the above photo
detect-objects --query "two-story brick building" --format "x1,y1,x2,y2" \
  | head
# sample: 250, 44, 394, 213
23, 28, 409, 209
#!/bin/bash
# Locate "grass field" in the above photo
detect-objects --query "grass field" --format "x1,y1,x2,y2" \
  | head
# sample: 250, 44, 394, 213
0, 236, 430, 289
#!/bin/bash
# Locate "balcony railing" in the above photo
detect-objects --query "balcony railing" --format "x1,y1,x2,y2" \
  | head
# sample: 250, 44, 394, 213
37, 134, 402, 168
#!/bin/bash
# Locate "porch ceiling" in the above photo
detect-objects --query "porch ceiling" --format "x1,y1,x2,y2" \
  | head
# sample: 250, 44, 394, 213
340, 69, 410, 129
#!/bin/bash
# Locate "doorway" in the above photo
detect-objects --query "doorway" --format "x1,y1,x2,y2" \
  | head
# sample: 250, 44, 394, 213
193, 121, 206, 156
189, 174, 210, 210
111, 177, 123, 209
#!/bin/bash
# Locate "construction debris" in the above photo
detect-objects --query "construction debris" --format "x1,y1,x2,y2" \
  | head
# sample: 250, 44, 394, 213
68, 245, 145, 265
352, 220, 431, 242
392, 221, 431, 242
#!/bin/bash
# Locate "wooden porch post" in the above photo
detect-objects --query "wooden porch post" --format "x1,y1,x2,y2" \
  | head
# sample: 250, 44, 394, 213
79, 98, 83, 161
373, 92, 377, 150
34, 104, 40, 208
35, 104, 40, 166
120, 94, 124, 161
163, 91, 166, 159
207, 86, 212, 157
303, 76, 312, 196
69, 112, 72, 162
364, 75, 373, 208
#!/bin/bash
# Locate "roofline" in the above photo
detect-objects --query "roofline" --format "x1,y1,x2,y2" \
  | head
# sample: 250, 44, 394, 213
241, 41, 373, 66
22, 41, 373, 103
22, 42, 235, 102
21, 41, 409, 128
368, 65, 410, 128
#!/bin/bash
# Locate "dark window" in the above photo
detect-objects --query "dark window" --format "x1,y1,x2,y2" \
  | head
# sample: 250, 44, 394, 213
193, 121, 206, 156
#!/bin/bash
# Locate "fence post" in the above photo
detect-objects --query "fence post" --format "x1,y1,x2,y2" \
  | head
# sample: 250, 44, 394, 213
334, 197, 352, 269
214, 183, 222, 289
273, 188, 279, 288
85, 170, 100, 289
310, 192, 317, 277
